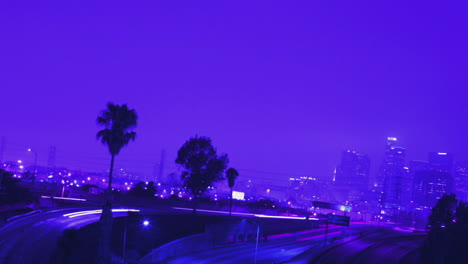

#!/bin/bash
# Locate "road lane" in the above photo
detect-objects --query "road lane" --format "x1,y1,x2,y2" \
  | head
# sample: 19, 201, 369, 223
310, 228, 425, 264
0, 207, 139, 264
163, 225, 359, 264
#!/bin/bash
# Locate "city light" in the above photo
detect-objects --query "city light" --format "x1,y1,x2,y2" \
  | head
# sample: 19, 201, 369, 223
232, 191, 245, 200
143, 220, 150, 226
63, 209, 140, 218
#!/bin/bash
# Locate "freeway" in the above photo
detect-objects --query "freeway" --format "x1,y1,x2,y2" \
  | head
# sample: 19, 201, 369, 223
160, 225, 425, 264
0, 205, 426, 264
162, 225, 368, 264
0, 206, 320, 264
309, 227, 426, 264
0, 207, 141, 264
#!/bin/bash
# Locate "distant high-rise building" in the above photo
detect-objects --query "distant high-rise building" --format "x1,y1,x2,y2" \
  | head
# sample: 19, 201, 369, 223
453, 161, 468, 201
380, 137, 406, 214
410, 153, 454, 209
334, 150, 370, 202
408, 160, 430, 206
288, 176, 320, 204
428, 152, 454, 173
409, 160, 431, 172
48, 146, 56, 168
152, 162, 159, 182
413, 170, 453, 209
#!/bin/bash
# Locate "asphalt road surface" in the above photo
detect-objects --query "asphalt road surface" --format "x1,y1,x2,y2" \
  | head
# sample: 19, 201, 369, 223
163, 225, 363, 264
161, 225, 425, 264
0, 206, 426, 264
0, 207, 140, 264
310, 227, 426, 264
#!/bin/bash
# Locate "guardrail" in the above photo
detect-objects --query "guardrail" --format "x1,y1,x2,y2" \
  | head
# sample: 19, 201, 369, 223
140, 233, 208, 263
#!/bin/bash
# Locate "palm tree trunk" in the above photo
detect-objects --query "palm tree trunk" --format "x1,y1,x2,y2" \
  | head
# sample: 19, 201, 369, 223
98, 154, 115, 264
107, 154, 115, 202
229, 187, 233, 216
192, 194, 198, 214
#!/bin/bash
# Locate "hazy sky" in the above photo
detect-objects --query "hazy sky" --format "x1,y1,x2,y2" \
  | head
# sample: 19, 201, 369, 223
1, 1, 468, 183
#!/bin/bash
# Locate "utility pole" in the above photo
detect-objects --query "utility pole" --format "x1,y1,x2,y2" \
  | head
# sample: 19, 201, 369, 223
0, 136, 5, 163
158, 149, 165, 183
123, 216, 128, 262
48, 146, 56, 168
254, 224, 260, 264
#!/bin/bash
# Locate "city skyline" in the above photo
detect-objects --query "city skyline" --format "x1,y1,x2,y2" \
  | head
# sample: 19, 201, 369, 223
0, 135, 464, 186
2, 1, 468, 182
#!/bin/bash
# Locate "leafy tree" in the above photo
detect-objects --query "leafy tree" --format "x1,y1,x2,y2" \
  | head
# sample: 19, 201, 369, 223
175, 136, 228, 213
129, 181, 157, 198
226, 168, 239, 216
52, 228, 81, 264
421, 194, 462, 264
427, 194, 457, 230
0, 169, 35, 205
96, 103, 137, 264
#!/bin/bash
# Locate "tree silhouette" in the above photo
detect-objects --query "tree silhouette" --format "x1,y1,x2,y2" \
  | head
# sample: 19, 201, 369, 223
129, 181, 157, 197
175, 136, 228, 213
421, 194, 463, 264
226, 168, 239, 216
96, 103, 137, 264
0, 169, 35, 205
427, 193, 457, 230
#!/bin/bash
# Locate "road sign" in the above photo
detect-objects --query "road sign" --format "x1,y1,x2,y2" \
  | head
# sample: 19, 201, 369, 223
327, 214, 350, 227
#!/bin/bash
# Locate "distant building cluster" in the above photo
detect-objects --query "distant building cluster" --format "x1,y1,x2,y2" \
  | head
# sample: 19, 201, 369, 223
331, 137, 465, 225
1, 136, 464, 226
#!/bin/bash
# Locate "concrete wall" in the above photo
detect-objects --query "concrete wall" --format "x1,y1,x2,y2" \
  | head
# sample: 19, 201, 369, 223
140, 218, 319, 263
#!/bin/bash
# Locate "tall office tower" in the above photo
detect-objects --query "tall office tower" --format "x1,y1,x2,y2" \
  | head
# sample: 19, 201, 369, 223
408, 160, 430, 202
428, 152, 454, 173
413, 170, 453, 209
288, 176, 320, 204
335, 150, 370, 202
453, 162, 468, 201
380, 137, 406, 215
48, 146, 56, 168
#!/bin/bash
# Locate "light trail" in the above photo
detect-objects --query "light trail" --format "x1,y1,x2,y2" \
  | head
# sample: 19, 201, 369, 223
41, 196, 87, 201
63, 209, 140, 218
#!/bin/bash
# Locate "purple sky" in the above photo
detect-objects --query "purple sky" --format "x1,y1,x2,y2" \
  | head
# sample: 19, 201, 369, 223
1, 1, 468, 183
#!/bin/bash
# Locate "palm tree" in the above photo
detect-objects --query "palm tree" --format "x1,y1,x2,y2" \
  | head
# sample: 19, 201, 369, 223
226, 168, 239, 216
96, 102, 137, 264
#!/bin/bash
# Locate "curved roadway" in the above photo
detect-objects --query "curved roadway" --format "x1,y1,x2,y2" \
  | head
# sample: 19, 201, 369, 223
310, 228, 425, 264
0, 207, 137, 264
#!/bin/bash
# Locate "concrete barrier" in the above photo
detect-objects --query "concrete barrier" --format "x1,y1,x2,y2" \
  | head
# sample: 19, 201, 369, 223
140, 234, 207, 263
140, 220, 263, 263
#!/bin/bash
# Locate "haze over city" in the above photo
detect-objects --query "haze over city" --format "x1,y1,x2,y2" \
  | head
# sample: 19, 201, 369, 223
1, 2, 468, 264
2, 1, 468, 182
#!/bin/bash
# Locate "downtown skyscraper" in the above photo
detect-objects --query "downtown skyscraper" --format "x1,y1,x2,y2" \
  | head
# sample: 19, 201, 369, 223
454, 161, 468, 201
334, 150, 370, 203
412, 152, 454, 209
380, 137, 406, 215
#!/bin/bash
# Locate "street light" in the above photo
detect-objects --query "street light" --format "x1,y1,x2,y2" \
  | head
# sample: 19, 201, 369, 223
27, 148, 38, 181
242, 219, 260, 264
123, 217, 150, 261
